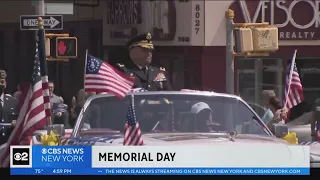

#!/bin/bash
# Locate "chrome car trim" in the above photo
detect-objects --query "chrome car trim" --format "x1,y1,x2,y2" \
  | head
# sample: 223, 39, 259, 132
71, 91, 273, 137
311, 162, 320, 168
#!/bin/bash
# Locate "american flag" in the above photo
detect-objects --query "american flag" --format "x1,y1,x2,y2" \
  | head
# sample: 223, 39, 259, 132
37, 23, 51, 120
123, 95, 144, 145
0, 20, 49, 167
84, 54, 134, 98
284, 61, 304, 110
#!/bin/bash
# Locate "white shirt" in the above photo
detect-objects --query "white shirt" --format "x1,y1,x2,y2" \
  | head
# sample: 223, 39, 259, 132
134, 63, 148, 70
0, 93, 3, 122
0, 93, 3, 107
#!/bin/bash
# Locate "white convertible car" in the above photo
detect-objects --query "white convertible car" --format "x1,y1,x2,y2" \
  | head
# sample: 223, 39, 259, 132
32, 91, 320, 167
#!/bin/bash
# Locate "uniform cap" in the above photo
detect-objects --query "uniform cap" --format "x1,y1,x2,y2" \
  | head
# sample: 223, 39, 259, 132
0, 70, 6, 79
126, 33, 154, 50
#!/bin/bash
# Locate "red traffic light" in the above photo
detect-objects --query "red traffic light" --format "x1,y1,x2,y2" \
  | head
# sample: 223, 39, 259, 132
56, 37, 78, 58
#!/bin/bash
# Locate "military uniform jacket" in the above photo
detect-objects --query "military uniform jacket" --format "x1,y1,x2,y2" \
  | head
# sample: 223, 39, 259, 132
117, 63, 172, 91
0, 94, 18, 144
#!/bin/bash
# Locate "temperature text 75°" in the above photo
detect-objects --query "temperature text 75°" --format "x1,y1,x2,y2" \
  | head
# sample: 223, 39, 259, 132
35, 169, 43, 174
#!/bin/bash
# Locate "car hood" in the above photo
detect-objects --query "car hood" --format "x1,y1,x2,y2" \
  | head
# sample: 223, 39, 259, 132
31, 129, 320, 163
61, 130, 288, 146
286, 112, 313, 142
305, 142, 320, 162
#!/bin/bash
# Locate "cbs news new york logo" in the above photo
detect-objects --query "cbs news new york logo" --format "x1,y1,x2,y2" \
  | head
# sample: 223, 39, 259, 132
10, 146, 32, 168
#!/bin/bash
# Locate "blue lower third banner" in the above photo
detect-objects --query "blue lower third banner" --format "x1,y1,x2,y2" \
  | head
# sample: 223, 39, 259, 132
32, 146, 92, 168
11, 168, 309, 175
9, 146, 310, 175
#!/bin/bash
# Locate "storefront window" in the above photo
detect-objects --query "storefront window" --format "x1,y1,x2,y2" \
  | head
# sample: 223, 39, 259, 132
238, 57, 283, 106
153, 54, 199, 90
237, 58, 255, 102
262, 58, 282, 94
296, 59, 320, 104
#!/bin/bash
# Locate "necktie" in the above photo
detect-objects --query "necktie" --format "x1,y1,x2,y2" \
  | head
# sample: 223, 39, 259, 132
0, 99, 3, 120
142, 67, 147, 74
0, 99, 3, 110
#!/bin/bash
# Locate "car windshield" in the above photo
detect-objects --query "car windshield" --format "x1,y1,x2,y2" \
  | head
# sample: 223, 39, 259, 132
74, 93, 271, 136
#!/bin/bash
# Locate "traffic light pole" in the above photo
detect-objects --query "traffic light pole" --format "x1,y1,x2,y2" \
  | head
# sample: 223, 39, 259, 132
225, 9, 235, 95
34, 0, 45, 15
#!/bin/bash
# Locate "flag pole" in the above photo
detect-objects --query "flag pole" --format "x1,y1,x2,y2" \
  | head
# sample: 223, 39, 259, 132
84, 49, 88, 90
284, 49, 298, 108
38, 17, 52, 126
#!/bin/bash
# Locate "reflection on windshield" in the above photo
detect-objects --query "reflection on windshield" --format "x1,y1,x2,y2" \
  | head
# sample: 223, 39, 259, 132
78, 94, 269, 136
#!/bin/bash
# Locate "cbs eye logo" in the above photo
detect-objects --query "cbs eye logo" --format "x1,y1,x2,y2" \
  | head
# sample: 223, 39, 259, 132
11, 147, 30, 166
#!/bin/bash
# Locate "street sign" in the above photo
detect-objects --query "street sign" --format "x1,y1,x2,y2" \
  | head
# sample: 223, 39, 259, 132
20, 15, 63, 30
45, 3, 74, 15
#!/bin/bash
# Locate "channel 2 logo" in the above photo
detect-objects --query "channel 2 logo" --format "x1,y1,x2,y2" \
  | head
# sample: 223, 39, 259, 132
10, 146, 32, 168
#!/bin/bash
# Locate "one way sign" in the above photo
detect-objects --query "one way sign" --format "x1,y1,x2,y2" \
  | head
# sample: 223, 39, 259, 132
20, 15, 63, 30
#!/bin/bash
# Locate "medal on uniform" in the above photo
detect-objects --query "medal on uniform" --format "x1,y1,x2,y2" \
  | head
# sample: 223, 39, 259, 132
129, 73, 135, 80
153, 72, 166, 82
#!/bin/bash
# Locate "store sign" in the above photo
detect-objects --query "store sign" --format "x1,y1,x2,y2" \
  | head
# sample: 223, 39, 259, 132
102, 0, 205, 46
105, 0, 142, 24
230, 0, 320, 40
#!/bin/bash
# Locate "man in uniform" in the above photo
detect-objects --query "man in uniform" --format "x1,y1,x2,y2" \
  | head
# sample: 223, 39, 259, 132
116, 32, 172, 91
0, 70, 18, 145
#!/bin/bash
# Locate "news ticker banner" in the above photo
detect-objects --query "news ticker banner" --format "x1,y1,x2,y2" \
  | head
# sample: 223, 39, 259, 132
10, 145, 310, 175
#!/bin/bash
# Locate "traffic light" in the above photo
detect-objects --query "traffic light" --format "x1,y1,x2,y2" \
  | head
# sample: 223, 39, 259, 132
56, 37, 78, 58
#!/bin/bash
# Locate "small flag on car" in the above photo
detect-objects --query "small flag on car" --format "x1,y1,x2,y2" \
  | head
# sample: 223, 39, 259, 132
123, 95, 144, 146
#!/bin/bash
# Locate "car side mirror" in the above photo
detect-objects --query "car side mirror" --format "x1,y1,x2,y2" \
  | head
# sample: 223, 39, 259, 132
273, 124, 288, 137
47, 124, 65, 136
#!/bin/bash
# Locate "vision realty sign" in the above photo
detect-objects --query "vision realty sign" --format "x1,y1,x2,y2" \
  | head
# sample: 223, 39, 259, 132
230, 0, 320, 40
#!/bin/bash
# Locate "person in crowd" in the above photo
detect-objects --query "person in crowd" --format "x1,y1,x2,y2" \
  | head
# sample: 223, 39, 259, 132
13, 84, 21, 100
70, 89, 85, 127
49, 81, 64, 104
72, 90, 99, 129
71, 90, 98, 128
265, 96, 288, 130
287, 102, 311, 121
311, 98, 320, 141
83, 91, 100, 128
71, 89, 86, 119
0, 70, 19, 145
70, 96, 76, 125
116, 32, 172, 91
261, 90, 277, 124
48, 81, 70, 128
